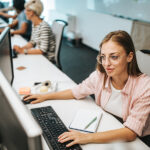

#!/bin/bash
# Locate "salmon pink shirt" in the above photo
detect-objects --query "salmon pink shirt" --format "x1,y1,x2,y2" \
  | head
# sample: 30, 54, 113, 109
71, 70, 150, 137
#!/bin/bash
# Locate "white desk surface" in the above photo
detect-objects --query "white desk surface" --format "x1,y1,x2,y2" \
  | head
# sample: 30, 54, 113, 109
11, 34, 28, 48
12, 36, 150, 150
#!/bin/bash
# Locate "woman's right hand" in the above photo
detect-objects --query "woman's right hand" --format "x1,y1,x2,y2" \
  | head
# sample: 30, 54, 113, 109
23, 94, 47, 104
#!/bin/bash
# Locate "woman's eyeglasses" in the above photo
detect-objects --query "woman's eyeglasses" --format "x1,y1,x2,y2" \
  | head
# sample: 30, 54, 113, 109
97, 54, 120, 64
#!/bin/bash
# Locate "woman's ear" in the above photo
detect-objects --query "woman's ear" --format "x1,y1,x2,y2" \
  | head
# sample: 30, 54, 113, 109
127, 52, 134, 63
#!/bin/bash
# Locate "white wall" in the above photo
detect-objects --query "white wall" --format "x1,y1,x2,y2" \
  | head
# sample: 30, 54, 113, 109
75, 11, 132, 50
42, 0, 133, 51
90, 0, 150, 23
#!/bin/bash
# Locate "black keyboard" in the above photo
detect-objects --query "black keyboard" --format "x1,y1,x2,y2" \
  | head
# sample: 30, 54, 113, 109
31, 106, 82, 150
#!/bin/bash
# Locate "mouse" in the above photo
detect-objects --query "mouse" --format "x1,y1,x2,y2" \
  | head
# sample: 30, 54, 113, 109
22, 98, 36, 104
12, 49, 18, 58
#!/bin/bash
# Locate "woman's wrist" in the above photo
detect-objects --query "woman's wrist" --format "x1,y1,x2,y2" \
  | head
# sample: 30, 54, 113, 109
85, 133, 94, 143
43, 94, 50, 101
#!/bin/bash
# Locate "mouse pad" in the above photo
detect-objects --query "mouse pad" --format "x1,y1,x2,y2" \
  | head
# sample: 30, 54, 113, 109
16, 66, 26, 71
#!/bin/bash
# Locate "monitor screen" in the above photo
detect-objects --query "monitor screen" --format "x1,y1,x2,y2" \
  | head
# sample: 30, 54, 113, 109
0, 71, 43, 150
0, 27, 14, 85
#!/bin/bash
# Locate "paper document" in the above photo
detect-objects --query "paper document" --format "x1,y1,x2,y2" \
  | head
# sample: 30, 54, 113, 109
69, 109, 103, 133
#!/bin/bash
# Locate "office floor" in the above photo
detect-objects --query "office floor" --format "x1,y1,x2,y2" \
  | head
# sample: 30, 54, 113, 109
60, 38, 98, 84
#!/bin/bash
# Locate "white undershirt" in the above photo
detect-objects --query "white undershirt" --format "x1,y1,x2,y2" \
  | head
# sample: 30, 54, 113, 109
104, 82, 123, 118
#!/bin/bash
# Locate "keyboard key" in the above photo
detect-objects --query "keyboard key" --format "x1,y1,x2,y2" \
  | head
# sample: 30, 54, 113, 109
31, 106, 82, 150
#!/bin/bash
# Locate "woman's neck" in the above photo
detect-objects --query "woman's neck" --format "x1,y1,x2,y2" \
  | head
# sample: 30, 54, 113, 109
32, 16, 42, 26
111, 73, 129, 90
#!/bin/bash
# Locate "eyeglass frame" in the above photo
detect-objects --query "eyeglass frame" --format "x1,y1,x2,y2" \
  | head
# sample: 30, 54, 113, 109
96, 53, 127, 64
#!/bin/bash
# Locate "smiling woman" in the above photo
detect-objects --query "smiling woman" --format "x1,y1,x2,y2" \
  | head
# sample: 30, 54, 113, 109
96, 30, 141, 90
23, 30, 150, 147
97, 30, 141, 76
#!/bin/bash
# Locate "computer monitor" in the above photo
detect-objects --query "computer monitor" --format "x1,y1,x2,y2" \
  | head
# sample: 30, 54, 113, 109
0, 71, 43, 150
0, 27, 14, 85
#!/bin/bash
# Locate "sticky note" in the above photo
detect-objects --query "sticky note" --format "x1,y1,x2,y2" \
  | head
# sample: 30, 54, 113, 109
19, 87, 31, 95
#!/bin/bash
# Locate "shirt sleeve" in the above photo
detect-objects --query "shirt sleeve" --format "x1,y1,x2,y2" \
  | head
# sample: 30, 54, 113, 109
21, 11, 28, 23
71, 71, 98, 99
38, 24, 51, 53
17, 10, 28, 24
124, 77, 150, 136
29, 27, 36, 46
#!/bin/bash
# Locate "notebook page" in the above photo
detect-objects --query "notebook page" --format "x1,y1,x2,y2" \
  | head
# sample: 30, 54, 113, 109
69, 109, 103, 133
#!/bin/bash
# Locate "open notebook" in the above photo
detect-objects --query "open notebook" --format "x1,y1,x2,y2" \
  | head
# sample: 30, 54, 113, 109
69, 109, 103, 133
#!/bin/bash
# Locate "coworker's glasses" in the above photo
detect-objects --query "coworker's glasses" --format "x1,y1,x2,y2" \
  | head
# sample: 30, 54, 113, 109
97, 54, 120, 64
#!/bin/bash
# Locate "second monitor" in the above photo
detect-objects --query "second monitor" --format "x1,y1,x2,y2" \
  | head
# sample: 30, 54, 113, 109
0, 27, 14, 85
0, 70, 43, 150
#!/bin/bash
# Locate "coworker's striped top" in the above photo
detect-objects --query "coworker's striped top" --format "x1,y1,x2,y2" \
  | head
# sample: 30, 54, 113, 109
72, 70, 150, 137
30, 20, 55, 60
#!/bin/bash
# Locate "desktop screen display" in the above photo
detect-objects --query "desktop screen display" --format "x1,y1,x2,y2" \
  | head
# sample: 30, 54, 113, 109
0, 71, 43, 150
0, 27, 14, 85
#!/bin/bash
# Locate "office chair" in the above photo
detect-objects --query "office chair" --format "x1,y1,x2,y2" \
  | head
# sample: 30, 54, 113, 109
140, 49, 150, 54
51, 19, 68, 69
136, 50, 150, 76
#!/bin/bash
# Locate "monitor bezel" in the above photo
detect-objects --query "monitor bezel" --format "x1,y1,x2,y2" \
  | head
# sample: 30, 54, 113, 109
0, 70, 43, 150
0, 27, 14, 85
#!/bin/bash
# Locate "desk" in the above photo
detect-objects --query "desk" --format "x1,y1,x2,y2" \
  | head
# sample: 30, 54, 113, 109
12, 36, 150, 150
11, 34, 27, 48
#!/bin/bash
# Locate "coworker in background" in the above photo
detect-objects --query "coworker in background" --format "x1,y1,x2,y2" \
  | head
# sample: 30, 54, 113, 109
0, 11, 17, 19
23, 30, 150, 147
0, 11, 16, 20
0, 0, 31, 40
9, 0, 32, 40
0, 1, 16, 22
13, 0, 55, 61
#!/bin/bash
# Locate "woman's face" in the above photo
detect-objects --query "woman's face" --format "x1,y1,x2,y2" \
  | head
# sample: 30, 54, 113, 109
100, 40, 133, 78
25, 8, 34, 20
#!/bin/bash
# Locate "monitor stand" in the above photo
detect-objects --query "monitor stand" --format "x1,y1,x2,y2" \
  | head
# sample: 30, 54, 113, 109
12, 49, 18, 58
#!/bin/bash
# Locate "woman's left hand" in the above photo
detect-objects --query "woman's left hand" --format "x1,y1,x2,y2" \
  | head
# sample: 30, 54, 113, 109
13, 45, 24, 54
58, 130, 91, 147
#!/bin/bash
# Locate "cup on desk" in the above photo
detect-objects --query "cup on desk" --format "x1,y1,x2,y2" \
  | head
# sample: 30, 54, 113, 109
32, 81, 57, 94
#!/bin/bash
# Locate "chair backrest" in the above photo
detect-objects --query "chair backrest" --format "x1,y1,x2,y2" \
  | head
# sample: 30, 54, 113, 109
136, 50, 150, 76
52, 19, 68, 69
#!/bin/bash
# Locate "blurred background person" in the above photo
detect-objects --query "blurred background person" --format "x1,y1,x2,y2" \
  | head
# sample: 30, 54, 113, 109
0, 0, 16, 22
9, 0, 32, 40
0, 0, 32, 41
13, 0, 55, 61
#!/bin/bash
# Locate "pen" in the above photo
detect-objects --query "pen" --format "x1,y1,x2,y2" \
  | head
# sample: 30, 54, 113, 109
84, 116, 97, 129
34, 82, 42, 86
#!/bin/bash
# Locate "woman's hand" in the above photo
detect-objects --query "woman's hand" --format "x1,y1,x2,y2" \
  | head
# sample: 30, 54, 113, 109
58, 130, 91, 147
12, 14, 17, 19
13, 45, 24, 54
23, 94, 47, 104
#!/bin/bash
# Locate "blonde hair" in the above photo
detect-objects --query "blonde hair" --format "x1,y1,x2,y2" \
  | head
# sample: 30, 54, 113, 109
25, 0, 43, 16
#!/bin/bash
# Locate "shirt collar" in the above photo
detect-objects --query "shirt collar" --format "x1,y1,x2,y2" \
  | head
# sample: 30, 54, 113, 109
104, 75, 133, 95
104, 76, 111, 92
122, 75, 133, 95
